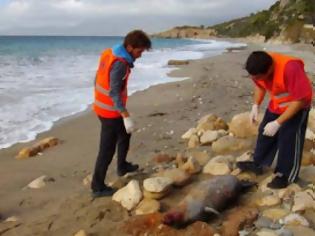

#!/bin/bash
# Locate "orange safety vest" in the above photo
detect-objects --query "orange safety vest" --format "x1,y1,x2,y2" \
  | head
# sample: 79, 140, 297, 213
255, 52, 312, 114
93, 48, 131, 118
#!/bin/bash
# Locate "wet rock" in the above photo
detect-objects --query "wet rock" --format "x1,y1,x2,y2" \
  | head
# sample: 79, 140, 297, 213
229, 112, 262, 138
203, 162, 231, 175
135, 199, 160, 215
212, 136, 254, 155
112, 180, 142, 211
180, 156, 202, 174
156, 168, 191, 186
143, 177, 173, 193
27, 175, 55, 189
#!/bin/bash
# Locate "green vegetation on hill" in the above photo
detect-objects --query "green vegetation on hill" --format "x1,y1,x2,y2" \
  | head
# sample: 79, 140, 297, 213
210, 0, 315, 42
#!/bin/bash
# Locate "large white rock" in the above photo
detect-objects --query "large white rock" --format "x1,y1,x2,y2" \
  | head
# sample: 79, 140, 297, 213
135, 199, 160, 215
292, 188, 315, 212
143, 177, 173, 193
203, 162, 231, 175
112, 180, 142, 211
228, 112, 262, 138
27, 175, 54, 189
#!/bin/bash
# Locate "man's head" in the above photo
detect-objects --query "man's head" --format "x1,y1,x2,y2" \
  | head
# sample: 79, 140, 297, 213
124, 30, 152, 60
245, 51, 274, 80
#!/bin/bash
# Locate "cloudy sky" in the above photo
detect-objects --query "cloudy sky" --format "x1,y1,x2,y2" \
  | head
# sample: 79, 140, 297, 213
0, 0, 277, 36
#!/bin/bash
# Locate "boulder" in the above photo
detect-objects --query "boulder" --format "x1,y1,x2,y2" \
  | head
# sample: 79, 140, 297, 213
143, 177, 173, 193
197, 114, 228, 132
203, 162, 231, 175
135, 199, 160, 215
229, 112, 263, 138
112, 180, 142, 211
143, 188, 171, 200
212, 136, 254, 154
200, 130, 220, 145
292, 188, 315, 212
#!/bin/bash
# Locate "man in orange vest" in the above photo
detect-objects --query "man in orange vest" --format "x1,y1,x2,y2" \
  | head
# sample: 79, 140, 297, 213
91, 30, 151, 198
237, 51, 312, 189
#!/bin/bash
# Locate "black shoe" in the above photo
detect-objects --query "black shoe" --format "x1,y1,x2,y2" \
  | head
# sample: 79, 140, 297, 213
91, 186, 117, 198
267, 176, 289, 189
117, 162, 139, 176
236, 161, 263, 175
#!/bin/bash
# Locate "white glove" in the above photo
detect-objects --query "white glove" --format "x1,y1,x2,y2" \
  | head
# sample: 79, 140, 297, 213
249, 104, 259, 124
263, 120, 281, 137
123, 117, 135, 134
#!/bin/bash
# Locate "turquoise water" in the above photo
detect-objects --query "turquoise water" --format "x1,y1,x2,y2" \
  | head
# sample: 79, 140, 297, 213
0, 36, 245, 149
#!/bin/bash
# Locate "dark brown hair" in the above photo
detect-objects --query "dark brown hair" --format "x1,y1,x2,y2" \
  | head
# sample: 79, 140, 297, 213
123, 30, 152, 49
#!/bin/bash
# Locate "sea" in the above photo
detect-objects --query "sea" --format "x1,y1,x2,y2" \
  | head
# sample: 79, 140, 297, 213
0, 36, 246, 149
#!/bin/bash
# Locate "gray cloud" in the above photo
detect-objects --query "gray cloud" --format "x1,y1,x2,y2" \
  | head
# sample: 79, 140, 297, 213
0, 0, 277, 35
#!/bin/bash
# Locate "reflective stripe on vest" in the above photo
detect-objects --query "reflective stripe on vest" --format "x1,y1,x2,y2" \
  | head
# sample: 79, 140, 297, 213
95, 84, 110, 96
274, 92, 290, 99
94, 100, 117, 111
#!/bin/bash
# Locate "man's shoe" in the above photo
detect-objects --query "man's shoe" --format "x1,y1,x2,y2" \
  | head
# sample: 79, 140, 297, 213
267, 176, 289, 189
236, 161, 263, 175
117, 162, 139, 176
91, 186, 116, 198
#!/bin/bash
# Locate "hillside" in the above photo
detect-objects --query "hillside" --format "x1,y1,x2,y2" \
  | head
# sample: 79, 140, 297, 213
153, 0, 315, 43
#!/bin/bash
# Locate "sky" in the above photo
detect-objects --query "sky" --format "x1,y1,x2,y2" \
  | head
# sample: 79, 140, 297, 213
0, 0, 278, 36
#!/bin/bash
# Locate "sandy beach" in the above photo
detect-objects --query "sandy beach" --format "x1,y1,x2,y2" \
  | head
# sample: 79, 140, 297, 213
1, 41, 315, 236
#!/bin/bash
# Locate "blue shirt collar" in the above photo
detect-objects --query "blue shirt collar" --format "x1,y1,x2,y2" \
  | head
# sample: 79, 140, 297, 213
112, 44, 134, 67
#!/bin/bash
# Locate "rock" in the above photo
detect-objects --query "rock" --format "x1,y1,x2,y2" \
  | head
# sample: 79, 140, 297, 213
231, 168, 241, 176
203, 162, 231, 175
208, 155, 235, 165
275, 228, 294, 236
282, 213, 309, 227
153, 154, 175, 164
228, 112, 262, 138
16, 137, 60, 159
74, 230, 87, 236
112, 180, 142, 211
302, 151, 315, 166
292, 188, 315, 212
212, 136, 254, 155
256, 194, 281, 207
236, 151, 253, 162
256, 229, 278, 236
181, 128, 197, 140
237, 172, 256, 181
143, 177, 173, 193
135, 199, 160, 215
82, 174, 92, 187
197, 114, 228, 132
299, 166, 315, 183
143, 188, 170, 200
308, 109, 315, 132
200, 130, 220, 145
255, 216, 282, 230
168, 59, 189, 66
277, 184, 302, 200
188, 134, 200, 149
262, 208, 290, 221
27, 175, 55, 189
156, 168, 191, 186
5, 216, 19, 222
305, 128, 315, 141
180, 156, 201, 174
188, 151, 210, 166
285, 226, 315, 236
175, 153, 187, 168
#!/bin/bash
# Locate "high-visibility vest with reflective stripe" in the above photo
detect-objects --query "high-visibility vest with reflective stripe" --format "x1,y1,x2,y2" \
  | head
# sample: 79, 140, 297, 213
255, 52, 311, 114
93, 48, 130, 118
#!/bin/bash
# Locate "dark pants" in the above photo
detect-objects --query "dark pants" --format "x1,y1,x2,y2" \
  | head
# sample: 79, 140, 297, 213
253, 108, 309, 183
91, 116, 131, 192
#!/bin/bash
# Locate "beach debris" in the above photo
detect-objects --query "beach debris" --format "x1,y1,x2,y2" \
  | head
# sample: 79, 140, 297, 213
27, 175, 55, 189
167, 59, 189, 66
112, 180, 142, 211
16, 137, 60, 160
135, 199, 160, 215
162, 175, 255, 226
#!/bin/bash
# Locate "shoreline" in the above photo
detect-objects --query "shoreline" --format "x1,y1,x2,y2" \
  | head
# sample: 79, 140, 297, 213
0, 40, 314, 235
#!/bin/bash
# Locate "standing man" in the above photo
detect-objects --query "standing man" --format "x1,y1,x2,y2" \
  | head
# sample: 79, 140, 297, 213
237, 51, 313, 189
91, 30, 151, 197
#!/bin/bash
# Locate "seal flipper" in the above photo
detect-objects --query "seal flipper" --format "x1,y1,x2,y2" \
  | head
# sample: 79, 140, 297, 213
204, 206, 220, 215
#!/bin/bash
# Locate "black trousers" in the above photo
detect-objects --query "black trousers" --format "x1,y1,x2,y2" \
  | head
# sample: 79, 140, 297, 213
91, 116, 131, 192
253, 108, 309, 183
